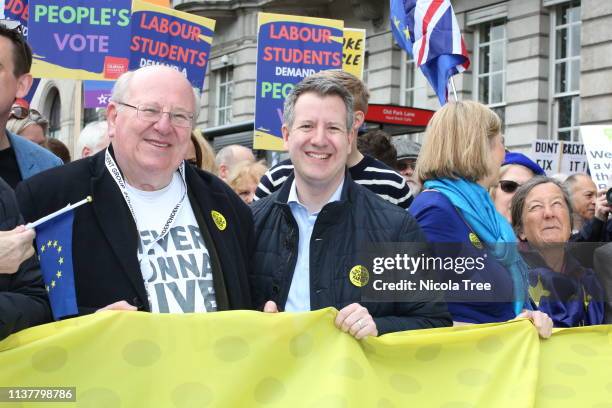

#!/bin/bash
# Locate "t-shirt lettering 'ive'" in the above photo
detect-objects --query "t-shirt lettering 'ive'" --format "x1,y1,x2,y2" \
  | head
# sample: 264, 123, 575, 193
126, 172, 216, 313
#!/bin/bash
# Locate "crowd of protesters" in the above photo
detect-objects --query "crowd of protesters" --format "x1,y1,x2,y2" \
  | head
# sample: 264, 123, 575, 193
1, 21, 611, 341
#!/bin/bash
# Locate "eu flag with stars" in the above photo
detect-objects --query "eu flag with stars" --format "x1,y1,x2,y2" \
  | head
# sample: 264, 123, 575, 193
391, 0, 470, 105
35, 210, 78, 320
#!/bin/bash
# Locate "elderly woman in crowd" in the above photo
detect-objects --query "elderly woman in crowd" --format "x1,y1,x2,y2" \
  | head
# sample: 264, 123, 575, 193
227, 160, 267, 205
491, 152, 545, 223
409, 100, 552, 337
510, 176, 605, 326
6, 105, 49, 145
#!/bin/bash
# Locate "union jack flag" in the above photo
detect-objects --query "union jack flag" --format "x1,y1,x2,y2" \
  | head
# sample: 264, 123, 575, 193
391, 0, 470, 105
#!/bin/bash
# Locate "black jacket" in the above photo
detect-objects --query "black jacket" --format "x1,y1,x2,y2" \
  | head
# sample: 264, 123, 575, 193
570, 217, 612, 243
0, 177, 51, 340
250, 173, 451, 335
16, 148, 253, 315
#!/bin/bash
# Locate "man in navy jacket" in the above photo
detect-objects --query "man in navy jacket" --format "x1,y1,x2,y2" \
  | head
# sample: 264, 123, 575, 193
250, 76, 450, 338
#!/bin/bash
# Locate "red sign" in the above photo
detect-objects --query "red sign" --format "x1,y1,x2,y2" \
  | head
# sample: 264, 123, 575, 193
365, 104, 434, 127
103, 56, 129, 79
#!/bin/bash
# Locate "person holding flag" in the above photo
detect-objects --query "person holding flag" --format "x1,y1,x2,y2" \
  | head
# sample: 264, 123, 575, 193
391, 0, 470, 105
0, 176, 51, 340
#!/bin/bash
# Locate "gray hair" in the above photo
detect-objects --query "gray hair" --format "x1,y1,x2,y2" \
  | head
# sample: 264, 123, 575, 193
77, 121, 108, 158
110, 67, 200, 122
283, 75, 354, 132
563, 172, 592, 193
510, 176, 574, 239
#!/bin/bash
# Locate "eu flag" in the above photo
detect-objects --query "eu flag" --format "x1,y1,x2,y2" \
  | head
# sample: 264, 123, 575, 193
391, 0, 470, 105
35, 210, 78, 320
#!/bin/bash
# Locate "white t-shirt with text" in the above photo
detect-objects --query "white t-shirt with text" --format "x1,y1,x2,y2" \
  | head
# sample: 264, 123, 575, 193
126, 172, 216, 313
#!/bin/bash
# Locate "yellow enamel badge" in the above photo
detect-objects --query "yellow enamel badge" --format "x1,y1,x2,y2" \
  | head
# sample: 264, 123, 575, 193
211, 210, 227, 231
349, 265, 369, 288
469, 233, 483, 249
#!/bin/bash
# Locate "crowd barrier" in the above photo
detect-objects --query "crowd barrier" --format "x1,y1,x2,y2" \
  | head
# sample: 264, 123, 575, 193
1, 309, 610, 407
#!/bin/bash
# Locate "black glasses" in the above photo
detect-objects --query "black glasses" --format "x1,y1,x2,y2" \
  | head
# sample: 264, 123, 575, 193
115, 101, 194, 128
498, 180, 521, 194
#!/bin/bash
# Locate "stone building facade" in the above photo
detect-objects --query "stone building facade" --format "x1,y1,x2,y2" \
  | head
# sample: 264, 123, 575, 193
31, 0, 612, 154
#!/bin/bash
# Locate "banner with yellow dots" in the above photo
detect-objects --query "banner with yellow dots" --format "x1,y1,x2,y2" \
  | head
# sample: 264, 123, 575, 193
0, 309, 610, 407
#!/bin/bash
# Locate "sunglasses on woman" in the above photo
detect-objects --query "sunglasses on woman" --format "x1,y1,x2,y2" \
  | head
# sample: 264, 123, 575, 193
10, 105, 43, 121
498, 180, 521, 194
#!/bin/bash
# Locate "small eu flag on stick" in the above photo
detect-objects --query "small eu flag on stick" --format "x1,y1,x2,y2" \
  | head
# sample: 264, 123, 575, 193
31, 196, 92, 320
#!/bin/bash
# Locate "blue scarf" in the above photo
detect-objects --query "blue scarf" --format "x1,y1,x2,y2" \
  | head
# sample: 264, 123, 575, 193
424, 178, 530, 316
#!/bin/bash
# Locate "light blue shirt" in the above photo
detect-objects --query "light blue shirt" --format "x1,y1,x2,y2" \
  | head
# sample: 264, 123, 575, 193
285, 179, 344, 312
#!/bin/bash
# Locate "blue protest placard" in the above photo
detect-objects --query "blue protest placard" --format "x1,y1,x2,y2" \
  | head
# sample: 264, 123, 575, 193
28, 0, 132, 80
129, 0, 215, 89
83, 80, 113, 108
27, 0, 215, 89
253, 13, 344, 151
3, 0, 29, 36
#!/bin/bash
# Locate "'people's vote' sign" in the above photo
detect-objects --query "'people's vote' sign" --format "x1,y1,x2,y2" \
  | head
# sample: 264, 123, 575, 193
28, 0, 215, 89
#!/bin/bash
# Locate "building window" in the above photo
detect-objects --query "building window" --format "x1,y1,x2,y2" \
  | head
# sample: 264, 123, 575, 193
400, 53, 429, 108
362, 52, 369, 85
475, 21, 506, 125
82, 108, 99, 127
47, 87, 61, 138
551, 0, 581, 141
215, 66, 233, 126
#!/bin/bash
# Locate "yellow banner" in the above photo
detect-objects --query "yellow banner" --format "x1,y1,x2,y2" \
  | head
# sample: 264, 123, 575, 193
343, 28, 366, 79
143, 0, 171, 7
0, 309, 610, 407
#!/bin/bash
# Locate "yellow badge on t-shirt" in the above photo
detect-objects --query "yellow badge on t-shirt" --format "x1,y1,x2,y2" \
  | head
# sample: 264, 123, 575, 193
349, 265, 369, 288
211, 210, 227, 231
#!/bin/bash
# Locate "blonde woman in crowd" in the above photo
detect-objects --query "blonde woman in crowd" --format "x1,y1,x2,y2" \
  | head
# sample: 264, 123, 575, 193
227, 160, 267, 205
408, 100, 552, 338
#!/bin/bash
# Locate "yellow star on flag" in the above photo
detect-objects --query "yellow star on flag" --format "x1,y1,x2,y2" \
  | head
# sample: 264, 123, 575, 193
51, 280, 56, 288
404, 27, 411, 41
583, 286, 592, 309
47, 240, 52, 247
58, 257, 64, 265
58, 246, 62, 253
46, 285, 50, 292
528, 274, 551, 305
393, 16, 400, 29
53, 240, 58, 247
41, 245, 46, 252
56, 271, 62, 279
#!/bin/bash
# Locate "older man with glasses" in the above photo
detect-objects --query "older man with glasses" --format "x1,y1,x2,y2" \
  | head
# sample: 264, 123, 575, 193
16, 66, 254, 317
0, 21, 61, 189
